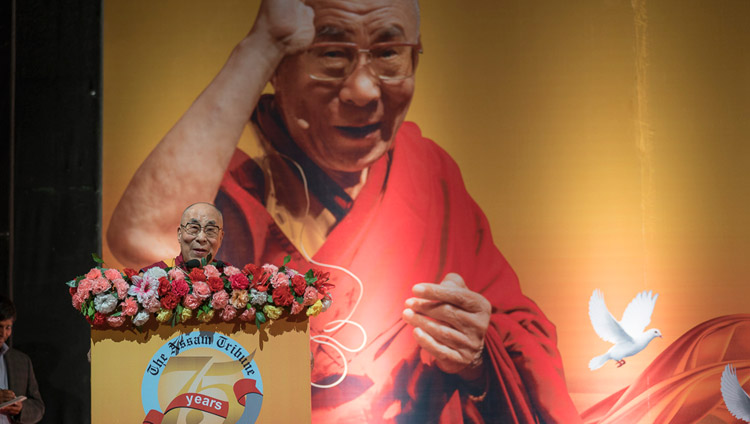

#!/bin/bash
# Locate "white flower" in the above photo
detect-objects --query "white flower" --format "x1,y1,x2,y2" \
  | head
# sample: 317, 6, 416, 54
132, 309, 150, 326
144, 267, 168, 280
93, 293, 117, 314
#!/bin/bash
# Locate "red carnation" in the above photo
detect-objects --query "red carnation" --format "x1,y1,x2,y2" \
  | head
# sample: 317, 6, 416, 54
161, 294, 179, 310
158, 277, 171, 297
272, 284, 294, 307
230, 274, 250, 291
291, 274, 307, 296
93, 312, 106, 326
189, 268, 206, 282
171, 279, 189, 297
69, 287, 77, 296
123, 268, 138, 278
208, 276, 224, 292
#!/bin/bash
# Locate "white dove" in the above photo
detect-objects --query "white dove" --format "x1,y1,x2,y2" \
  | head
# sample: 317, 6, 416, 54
721, 364, 750, 421
588, 289, 662, 370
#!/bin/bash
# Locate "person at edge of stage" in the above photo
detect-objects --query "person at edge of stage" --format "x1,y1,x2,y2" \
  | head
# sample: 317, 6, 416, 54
0, 296, 45, 424
108, 0, 582, 422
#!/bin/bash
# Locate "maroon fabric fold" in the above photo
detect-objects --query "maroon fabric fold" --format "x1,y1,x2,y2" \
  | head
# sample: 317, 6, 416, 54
215, 113, 580, 422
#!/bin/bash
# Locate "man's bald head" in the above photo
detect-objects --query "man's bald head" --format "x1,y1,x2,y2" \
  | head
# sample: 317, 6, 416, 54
181, 202, 224, 226
178, 203, 224, 262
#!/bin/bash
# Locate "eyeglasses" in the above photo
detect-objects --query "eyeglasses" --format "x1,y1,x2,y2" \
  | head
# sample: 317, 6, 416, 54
181, 223, 222, 238
303, 42, 421, 82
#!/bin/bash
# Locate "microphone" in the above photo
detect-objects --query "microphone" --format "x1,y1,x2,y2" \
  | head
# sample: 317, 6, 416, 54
296, 117, 310, 130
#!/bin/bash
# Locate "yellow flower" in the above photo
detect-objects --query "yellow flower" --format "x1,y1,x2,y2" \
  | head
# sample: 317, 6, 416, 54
156, 309, 173, 323
263, 304, 283, 320
180, 308, 193, 323
197, 309, 214, 323
306, 300, 323, 317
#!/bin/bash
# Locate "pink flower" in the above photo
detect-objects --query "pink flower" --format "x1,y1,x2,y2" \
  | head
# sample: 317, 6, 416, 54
303, 286, 319, 306
171, 279, 189, 297
204, 265, 221, 279
211, 290, 229, 310
230, 273, 250, 291
261, 264, 278, 276
192, 281, 211, 300
128, 274, 159, 303
72, 292, 84, 310
239, 308, 256, 322
113, 279, 129, 299
107, 315, 126, 328
77, 279, 93, 299
271, 272, 289, 289
182, 294, 202, 310
142, 295, 161, 313
223, 266, 241, 277
121, 297, 138, 316
168, 268, 185, 280
291, 301, 304, 315
104, 268, 122, 281
220, 305, 237, 322
86, 268, 102, 280
92, 277, 111, 295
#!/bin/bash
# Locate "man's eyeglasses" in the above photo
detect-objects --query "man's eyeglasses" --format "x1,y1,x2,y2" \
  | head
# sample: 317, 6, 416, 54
303, 42, 421, 82
181, 223, 222, 238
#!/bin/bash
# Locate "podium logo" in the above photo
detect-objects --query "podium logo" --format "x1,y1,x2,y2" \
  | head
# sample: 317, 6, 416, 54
141, 331, 263, 424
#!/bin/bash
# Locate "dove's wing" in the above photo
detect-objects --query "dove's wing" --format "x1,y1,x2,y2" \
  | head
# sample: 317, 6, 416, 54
721, 364, 750, 421
589, 289, 632, 344
620, 290, 658, 337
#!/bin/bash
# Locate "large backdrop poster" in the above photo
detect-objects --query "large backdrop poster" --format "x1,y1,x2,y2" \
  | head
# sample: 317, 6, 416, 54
102, 0, 750, 422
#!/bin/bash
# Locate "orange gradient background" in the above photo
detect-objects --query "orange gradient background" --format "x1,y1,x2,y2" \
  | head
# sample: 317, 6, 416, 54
102, 0, 750, 413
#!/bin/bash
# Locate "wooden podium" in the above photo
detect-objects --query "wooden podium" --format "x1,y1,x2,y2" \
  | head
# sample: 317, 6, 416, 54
90, 318, 311, 423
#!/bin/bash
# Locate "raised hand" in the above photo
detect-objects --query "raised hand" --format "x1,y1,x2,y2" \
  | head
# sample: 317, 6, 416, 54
251, 0, 315, 55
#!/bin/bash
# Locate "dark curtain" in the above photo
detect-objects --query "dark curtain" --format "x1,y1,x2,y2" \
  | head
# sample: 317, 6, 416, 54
3, 1, 100, 422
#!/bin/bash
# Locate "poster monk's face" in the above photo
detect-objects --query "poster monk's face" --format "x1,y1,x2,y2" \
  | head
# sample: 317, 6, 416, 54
272, 0, 420, 173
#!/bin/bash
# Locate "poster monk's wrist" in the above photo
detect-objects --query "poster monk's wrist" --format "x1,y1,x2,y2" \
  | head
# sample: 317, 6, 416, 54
457, 345, 488, 399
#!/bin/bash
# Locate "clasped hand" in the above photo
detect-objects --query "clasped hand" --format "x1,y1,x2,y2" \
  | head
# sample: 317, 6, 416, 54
402, 273, 491, 381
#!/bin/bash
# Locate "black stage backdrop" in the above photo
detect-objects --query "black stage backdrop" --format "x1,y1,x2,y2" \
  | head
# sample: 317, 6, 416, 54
2, 1, 100, 422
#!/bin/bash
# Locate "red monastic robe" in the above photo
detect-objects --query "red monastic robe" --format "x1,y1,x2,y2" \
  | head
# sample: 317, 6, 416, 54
216, 120, 581, 423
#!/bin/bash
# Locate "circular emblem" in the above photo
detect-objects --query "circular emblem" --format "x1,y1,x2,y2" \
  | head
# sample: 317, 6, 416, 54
141, 331, 263, 423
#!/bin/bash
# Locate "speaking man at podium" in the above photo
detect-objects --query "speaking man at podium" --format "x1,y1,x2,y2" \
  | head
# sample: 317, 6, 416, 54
108, 0, 581, 422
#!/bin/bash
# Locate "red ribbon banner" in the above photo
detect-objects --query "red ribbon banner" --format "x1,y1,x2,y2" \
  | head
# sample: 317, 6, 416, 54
143, 379, 262, 424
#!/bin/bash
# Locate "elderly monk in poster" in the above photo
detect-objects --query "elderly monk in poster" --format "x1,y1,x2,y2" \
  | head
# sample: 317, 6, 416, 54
108, 0, 581, 422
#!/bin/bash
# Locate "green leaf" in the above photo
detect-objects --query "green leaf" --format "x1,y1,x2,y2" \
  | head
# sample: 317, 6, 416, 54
305, 269, 317, 285
66, 279, 77, 288
111, 311, 122, 317
200, 257, 208, 267
267, 294, 273, 304
283, 255, 291, 266
294, 295, 304, 305
91, 253, 104, 264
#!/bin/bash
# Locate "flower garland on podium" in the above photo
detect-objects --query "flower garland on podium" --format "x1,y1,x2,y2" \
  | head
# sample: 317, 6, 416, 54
67, 254, 333, 328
